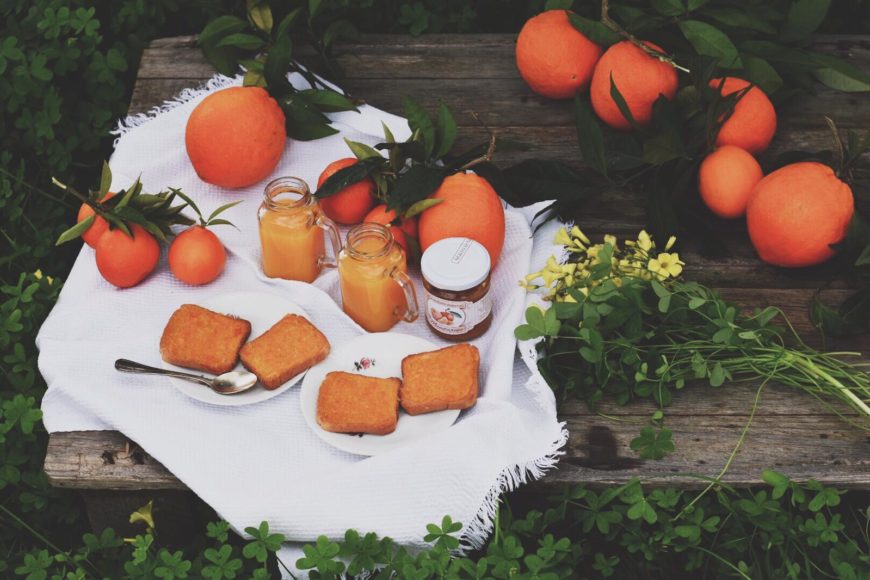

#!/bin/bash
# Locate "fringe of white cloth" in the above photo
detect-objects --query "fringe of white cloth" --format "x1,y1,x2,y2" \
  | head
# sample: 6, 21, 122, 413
111, 74, 242, 146
460, 412, 569, 553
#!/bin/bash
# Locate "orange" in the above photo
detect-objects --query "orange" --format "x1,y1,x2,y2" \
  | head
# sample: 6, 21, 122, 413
94, 224, 160, 288
418, 172, 505, 264
590, 40, 678, 130
747, 162, 854, 268
364, 204, 418, 253
317, 158, 377, 225
516, 10, 603, 99
710, 77, 777, 154
77, 192, 115, 248
698, 146, 763, 218
185, 86, 286, 189
168, 226, 227, 285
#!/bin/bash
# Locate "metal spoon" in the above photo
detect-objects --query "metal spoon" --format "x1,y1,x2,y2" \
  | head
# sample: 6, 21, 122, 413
114, 358, 258, 395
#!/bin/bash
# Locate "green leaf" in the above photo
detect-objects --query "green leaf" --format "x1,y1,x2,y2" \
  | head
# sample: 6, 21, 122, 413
433, 102, 457, 159
501, 159, 588, 204
702, 8, 776, 34
99, 161, 112, 197
678, 20, 741, 67
344, 138, 383, 160
743, 55, 783, 94
276, 7, 304, 38
403, 97, 436, 158
298, 89, 358, 112
651, 0, 684, 17
315, 157, 383, 198
709, 362, 726, 386
246, 0, 273, 33
762, 469, 790, 499
780, 0, 831, 42
264, 32, 293, 94
609, 74, 638, 128
199, 16, 249, 75
387, 165, 445, 211
811, 54, 870, 92
207, 200, 243, 223
404, 197, 444, 219
217, 33, 265, 51
516, 306, 555, 340
574, 96, 607, 176
567, 13, 620, 46
309, 0, 324, 21
630, 427, 674, 460
55, 215, 94, 245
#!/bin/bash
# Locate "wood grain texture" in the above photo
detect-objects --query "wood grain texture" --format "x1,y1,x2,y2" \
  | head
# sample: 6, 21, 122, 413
44, 34, 870, 491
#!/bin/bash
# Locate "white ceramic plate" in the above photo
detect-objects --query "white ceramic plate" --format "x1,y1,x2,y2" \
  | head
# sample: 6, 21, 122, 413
161, 291, 309, 406
300, 333, 462, 456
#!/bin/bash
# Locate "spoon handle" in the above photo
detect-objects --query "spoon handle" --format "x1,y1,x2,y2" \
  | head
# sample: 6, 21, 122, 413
115, 358, 212, 387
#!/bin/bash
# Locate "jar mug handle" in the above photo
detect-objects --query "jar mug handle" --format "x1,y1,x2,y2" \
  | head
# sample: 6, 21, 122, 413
315, 214, 342, 269
389, 268, 419, 323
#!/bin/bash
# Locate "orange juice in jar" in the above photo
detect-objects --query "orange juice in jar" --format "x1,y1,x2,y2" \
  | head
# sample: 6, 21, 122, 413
258, 177, 341, 282
338, 223, 419, 332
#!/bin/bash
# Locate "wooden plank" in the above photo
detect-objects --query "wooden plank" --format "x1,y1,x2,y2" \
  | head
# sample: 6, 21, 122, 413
46, 382, 870, 490
45, 431, 186, 490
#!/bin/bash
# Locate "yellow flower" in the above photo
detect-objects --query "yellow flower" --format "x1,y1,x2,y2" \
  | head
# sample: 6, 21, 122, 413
604, 234, 618, 249
637, 230, 653, 252
665, 235, 677, 251
557, 293, 577, 303
545, 256, 562, 272
570, 225, 590, 245
554, 227, 573, 247
34, 269, 43, 279
648, 252, 684, 278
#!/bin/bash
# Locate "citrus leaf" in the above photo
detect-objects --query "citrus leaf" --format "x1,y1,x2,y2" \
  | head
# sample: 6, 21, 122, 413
264, 33, 293, 94
678, 20, 742, 68
651, 0, 683, 17
404, 197, 443, 219
742, 55, 783, 95
246, 0, 273, 33
170, 189, 202, 221
567, 13, 619, 47
386, 165, 445, 211
309, 0, 324, 21
207, 200, 243, 223
55, 215, 94, 246
609, 74, 638, 128
433, 102, 457, 159
403, 97, 435, 159
199, 15, 248, 46
243, 69, 266, 87
99, 161, 112, 198
780, 0, 831, 42
702, 7, 776, 34
216, 33, 265, 51
298, 89, 358, 112
810, 54, 870, 92
344, 138, 383, 160
574, 96, 607, 176
315, 157, 383, 198
501, 159, 589, 202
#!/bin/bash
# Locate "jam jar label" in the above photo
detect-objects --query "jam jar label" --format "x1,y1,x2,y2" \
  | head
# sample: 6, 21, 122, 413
426, 294, 492, 335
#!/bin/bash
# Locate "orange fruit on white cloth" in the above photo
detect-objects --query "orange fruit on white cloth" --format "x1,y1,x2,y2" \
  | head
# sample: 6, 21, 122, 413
94, 224, 160, 288
185, 86, 286, 189
317, 158, 378, 225
169, 226, 227, 286
418, 173, 505, 264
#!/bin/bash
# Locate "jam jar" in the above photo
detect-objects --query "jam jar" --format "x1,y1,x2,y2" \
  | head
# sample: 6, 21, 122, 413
421, 237, 493, 340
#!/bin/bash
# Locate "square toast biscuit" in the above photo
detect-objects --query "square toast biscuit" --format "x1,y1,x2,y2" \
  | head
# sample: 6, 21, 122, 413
240, 314, 330, 390
316, 371, 400, 435
400, 343, 480, 415
160, 304, 252, 374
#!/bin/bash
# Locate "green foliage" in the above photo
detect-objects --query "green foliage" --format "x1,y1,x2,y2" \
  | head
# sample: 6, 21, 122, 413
520, 228, 870, 453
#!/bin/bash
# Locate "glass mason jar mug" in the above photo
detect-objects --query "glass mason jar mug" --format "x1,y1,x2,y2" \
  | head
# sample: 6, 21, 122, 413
338, 223, 419, 332
258, 177, 341, 283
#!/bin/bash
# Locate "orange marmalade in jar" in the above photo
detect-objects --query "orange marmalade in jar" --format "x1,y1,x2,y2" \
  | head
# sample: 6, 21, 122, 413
258, 177, 341, 282
421, 237, 492, 340
338, 223, 419, 332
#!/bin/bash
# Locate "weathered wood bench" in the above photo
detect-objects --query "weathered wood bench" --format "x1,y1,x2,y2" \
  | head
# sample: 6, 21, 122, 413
45, 34, 870, 529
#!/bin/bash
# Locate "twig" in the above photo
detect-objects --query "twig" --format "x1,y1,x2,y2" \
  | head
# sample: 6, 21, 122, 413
600, 0, 690, 73
459, 111, 498, 170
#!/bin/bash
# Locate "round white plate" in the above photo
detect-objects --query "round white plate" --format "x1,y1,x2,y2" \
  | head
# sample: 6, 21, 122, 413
300, 333, 462, 456
162, 291, 310, 406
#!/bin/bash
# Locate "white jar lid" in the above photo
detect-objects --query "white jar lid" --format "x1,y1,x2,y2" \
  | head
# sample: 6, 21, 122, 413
421, 237, 491, 292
